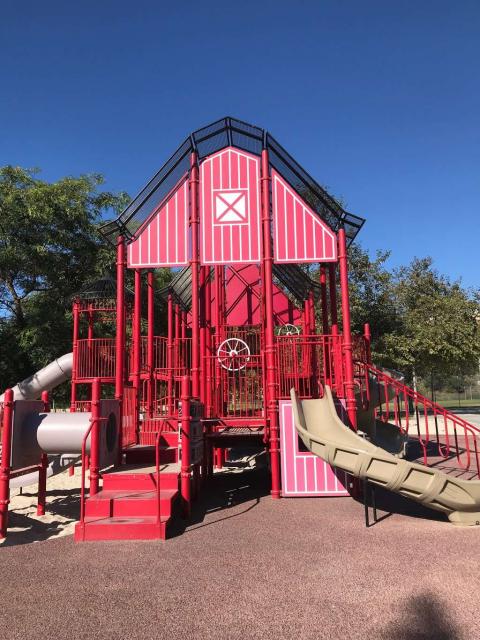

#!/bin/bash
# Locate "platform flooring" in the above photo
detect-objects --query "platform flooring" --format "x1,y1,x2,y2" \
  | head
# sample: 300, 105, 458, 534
1, 465, 479, 640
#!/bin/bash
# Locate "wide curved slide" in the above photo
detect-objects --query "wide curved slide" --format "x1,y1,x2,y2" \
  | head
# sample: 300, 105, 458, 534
290, 386, 480, 526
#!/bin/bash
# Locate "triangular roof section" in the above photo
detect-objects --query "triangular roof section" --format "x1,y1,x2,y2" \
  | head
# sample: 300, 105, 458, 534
100, 117, 365, 246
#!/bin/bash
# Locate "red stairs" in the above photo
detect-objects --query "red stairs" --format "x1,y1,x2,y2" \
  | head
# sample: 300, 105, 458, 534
74, 444, 181, 542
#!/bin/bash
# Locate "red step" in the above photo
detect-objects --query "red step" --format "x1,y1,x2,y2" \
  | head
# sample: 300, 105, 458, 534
102, 464, 180, 492
125, 444, 177, 465
74, 516, 168, 541
84, 489, 178, 518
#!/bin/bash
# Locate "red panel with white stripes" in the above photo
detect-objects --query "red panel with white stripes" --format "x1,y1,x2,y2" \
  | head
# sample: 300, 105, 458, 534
127, 177, 190, 268
271, 170, 337, 264
200, 147, 261, 265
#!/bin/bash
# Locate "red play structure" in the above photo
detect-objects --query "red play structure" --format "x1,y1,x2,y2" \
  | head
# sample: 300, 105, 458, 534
2, 117, 480, 541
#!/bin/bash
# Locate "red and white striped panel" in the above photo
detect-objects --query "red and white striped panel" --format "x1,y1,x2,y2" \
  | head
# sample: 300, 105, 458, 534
200, 147, 261, 265
272, 170, 337, 263
127, 178, 190, 268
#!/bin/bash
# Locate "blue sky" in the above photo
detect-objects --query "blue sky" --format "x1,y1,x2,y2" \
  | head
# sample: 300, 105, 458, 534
1, 1, 479, 287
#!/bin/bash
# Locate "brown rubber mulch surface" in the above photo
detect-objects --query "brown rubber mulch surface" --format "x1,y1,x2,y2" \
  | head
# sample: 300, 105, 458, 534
1, 467, 479, 640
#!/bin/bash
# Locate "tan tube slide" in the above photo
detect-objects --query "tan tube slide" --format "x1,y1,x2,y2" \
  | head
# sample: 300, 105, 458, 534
291, 386, 480, 526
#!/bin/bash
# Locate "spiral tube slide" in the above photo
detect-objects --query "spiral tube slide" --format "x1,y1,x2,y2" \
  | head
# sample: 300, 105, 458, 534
291, 387, 480, 526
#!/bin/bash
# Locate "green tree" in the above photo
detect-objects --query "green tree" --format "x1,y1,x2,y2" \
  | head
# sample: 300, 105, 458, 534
384, 258, 480, 391
0, 166, 129, 388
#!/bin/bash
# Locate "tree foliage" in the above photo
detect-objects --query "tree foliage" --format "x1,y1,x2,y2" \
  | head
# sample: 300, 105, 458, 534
0, 166, 129, 388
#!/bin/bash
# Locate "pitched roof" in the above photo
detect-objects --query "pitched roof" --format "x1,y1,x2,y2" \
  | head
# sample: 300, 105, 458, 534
100, 117, 365, 245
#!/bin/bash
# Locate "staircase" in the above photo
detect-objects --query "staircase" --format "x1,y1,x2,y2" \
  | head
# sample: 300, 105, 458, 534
74, 443, 181, 542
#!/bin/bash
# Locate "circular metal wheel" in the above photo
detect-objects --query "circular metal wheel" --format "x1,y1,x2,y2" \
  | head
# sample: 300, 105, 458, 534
217, 338, 251, 371
277, 324, 301, 336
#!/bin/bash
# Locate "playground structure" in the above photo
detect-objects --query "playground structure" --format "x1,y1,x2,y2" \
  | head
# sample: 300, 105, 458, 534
1, 116, 480, 542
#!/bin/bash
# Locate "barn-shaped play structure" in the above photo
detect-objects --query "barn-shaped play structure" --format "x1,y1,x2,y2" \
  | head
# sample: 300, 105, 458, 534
71, 117, 367, 538
3, 117, 480, 543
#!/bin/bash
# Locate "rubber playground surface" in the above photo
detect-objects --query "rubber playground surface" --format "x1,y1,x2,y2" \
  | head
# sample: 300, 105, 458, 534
1, 465, 479, 640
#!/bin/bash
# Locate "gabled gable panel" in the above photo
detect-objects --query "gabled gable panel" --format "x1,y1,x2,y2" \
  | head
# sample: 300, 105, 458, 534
127, 177, 190, 268
272, 170, 337, 263
200, 147, 261, 265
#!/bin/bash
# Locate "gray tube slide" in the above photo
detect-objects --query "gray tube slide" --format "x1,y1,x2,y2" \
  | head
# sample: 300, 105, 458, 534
1, 353, 75, 488
0, 353, 73, 402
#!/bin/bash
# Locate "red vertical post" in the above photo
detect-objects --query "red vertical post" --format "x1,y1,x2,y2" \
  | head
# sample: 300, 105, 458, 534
174, 303, 180, 370
303, 299, 311, 335
167, 293, 174, 413
115, 236, 126, 458
328, 263, 338, 329
180, 375, 191, 516
364, 322, 372, 365
190, 153, 200, 399
0, 388, 14, 539
338, 228, 357, 430
320, 265, 329, 335
37, 390, 50, 516
261, 149, 281, 499
199, 266, 207, 406
308, 291, 316, 334
205, 271, 213, 418
89, 378, 101, 495
147, 271, 155, 418
133, 269, 142, 436
70, 299, 80, 412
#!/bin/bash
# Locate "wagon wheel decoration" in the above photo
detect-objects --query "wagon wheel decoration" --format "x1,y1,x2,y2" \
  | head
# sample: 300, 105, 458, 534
276, 324, 301, 336
217, 338, 251, 371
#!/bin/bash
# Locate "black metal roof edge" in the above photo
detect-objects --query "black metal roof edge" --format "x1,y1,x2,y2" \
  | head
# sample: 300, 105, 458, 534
99, 116, 366, 243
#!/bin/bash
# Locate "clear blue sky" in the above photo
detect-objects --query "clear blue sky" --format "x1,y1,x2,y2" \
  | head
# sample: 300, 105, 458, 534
1, 1, 479, 287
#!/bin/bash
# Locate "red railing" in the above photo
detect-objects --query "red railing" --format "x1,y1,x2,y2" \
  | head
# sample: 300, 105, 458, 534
276, 334, 345, 399
137, 336, 192, 373
76, 338, 116, 380
122, 386, 137, 447
208, 354, 264, 418
356, 362, 480, 478
74, 400, 91, 412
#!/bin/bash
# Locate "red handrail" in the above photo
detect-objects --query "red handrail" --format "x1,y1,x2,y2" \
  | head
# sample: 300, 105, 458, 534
155, 422, 169, 526
357, 361, 480, 478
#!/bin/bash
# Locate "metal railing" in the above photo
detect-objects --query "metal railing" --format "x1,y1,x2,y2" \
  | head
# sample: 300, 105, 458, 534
275, 334, 345, 399
76, 338, 116, 380
356, 362, 480, 478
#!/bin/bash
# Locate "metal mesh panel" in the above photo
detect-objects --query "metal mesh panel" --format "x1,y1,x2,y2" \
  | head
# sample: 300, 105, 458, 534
273, 264, 320, 304
100, 138, 192, 241
100, 117, 365, 245
266, 134, 364, 243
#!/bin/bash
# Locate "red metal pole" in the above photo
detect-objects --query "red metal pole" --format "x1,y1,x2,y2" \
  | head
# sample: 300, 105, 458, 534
303, 299, 311, 335
133, 269, 142, 437
0, 388, 14, 538
70, 299, 80, 412
320, 265, 329, 335
167, 293, 174, 414
328, 263, 338, 329
180, 375, 191, 516
364, 322, 372, 365
308, 291, 316, 334
115, 236, 126, 459
89, 378, 101, 495
338, 229, 357, 429
205, 271, 213, 418
199, 266, 207, 406
190, 153, 201, 399
37, 390, 50, 515
174, 303, 180, 370
147, 271, 155, 418
261, 149, 280, 499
